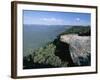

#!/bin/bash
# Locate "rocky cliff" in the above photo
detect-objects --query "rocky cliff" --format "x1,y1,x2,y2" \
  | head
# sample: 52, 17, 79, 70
23, 34, 91, 69
60, 34, 91, 66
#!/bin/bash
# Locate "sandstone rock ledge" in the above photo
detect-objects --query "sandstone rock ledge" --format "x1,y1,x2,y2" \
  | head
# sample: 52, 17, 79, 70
60, 34, 91, 66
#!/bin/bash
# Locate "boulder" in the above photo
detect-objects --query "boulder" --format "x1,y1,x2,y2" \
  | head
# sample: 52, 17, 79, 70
60, 34, 91, 66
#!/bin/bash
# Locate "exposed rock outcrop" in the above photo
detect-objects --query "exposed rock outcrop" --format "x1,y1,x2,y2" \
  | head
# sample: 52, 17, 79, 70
23, 34, 91, 69
60, 34, 91, 66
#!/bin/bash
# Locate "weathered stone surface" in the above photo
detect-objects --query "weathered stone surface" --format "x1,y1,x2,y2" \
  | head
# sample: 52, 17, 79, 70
60, 34, 91, 66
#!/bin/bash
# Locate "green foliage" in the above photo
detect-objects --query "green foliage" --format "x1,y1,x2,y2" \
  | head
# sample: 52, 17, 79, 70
32, 43, 62, 67
60, 26, 90, 36
61, 61, 68, 67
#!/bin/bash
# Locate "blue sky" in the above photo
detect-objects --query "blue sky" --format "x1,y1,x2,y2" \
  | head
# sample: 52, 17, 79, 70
23, 10, 91, 26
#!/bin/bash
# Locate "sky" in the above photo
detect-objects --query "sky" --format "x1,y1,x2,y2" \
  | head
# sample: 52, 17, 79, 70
23, 10, 91, 26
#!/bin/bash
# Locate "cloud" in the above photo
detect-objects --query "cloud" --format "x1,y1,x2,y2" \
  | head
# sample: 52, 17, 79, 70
42, 17, 63, 22
76, 18, 80, 21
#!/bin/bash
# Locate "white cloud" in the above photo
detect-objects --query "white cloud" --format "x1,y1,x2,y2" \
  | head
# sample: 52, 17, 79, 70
42, 17, 63, 22
76, 18, 80, 21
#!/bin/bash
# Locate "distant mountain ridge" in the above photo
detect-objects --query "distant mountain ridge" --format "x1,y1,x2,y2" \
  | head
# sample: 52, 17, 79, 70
24, 24, 90, 27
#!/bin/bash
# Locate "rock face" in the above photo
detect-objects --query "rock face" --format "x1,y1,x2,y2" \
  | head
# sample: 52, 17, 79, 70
60, 34, 91, 66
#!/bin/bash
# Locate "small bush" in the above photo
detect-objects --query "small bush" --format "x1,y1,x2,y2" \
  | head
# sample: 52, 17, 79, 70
32, 43, 62, 67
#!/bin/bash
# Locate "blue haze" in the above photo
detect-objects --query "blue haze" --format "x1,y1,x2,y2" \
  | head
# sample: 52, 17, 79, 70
23, 10, 91, 56
23, 25, 70, 56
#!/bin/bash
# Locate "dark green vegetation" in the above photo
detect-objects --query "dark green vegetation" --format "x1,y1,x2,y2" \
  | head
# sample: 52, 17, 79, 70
23, 26, 90, 69
23, 43, 69, 69
59, 26, 90, 36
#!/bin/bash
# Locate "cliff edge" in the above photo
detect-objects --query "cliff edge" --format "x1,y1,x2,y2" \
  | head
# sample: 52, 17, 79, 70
60, 34, 91, 66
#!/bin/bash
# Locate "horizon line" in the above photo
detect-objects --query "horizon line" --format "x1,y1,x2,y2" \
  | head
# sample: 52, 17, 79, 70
23, 24, 90, 26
